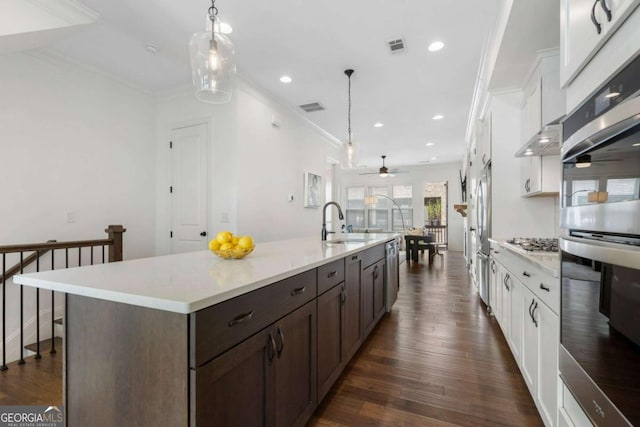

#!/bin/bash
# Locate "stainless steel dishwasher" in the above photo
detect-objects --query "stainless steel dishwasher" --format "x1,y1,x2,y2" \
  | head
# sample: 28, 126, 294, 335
385, 239, 399, 312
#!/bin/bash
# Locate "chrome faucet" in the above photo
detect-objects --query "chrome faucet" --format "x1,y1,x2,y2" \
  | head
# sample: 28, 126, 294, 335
322, 202, 345, 241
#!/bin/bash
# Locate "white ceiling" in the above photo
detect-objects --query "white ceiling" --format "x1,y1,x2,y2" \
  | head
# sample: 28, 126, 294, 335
8, 0, 509, 169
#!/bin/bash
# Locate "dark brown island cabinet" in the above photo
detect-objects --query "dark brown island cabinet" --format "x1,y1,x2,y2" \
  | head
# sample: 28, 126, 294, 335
64, 241, 395, 426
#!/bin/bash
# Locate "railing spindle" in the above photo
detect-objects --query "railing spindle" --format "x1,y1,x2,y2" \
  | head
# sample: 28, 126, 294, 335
65, 248, 69, 269
19, 252, 25, 365
102, 245, 105, 264
78, 246, 81, 267
2, 253, 7, 370
90, 246, 94, 265
35, 251, 41, 359
50, 250, 56, 355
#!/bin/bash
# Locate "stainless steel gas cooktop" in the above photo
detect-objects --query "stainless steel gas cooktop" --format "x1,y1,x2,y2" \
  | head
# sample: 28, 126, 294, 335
506, 237, 559, 252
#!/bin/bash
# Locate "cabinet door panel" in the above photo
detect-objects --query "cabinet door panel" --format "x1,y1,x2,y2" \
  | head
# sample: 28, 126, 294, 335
500, 266, 511, 337
362, 263, 375, 336
317, 283, 344, 401
538, 301, 559, 427
508, 275, 523, 361
561, 0, 605, 85
374, 261, 386, 322
521, 288, 539, 394
191, 328, 275, 427
275, 301, 317, 427
343, 255, 362, 360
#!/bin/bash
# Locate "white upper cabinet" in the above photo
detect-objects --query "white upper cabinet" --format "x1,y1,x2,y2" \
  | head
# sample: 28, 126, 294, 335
518, 54, 565, 159
560, 0, 640, 87
520, 155, 561, 197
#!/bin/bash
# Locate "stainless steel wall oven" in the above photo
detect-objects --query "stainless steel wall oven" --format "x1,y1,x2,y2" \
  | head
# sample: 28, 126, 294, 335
560, 54, 640, 427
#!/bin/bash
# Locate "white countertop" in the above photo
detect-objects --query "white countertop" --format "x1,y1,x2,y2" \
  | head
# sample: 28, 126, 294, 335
489, 238, 560, 277
14, 234, 395, 314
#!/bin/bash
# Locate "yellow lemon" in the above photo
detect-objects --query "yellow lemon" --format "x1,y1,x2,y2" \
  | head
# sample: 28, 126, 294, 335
209, 240, 221, 251
238, 236, 254, 249
216, 231, 233, 244
219, 242, 233, 251
231, 236, 240, 246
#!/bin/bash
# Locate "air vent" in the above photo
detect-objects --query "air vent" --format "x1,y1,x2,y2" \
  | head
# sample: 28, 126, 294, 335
387, 37, 406, 54
299, 102, 325, 113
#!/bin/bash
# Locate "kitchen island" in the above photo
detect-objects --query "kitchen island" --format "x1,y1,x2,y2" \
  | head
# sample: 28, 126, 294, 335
14, 234, 398, 426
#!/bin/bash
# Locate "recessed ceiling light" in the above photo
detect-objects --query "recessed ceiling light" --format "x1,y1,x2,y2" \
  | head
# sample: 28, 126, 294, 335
219, 22, 233, 34
431, 157, 437, 160
633, 142, 640, 147
539, 137, 551, 144
425, 142, 435, 147
428, 41, 444, 52
279, 75, 292, 83
144, 44, 159, 54
373, 122, 384, 128
605, 91, 620, 99
432, 114, 444, 120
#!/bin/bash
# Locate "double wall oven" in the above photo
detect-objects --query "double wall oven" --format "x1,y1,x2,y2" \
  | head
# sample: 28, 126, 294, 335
560, 54, 640, 426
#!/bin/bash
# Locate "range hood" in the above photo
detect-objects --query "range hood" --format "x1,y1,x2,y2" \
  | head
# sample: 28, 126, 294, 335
515, 119, 562, 158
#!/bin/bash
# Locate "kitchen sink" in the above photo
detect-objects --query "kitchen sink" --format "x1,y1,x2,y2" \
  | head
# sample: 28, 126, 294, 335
324, 238, 369, 244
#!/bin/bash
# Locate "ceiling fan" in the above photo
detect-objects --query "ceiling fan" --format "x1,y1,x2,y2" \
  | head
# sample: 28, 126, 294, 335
567, 154, 624, 168
359, 155, 407, 177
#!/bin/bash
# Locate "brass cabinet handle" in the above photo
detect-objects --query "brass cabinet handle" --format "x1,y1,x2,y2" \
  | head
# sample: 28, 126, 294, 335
228, 310, 254, 327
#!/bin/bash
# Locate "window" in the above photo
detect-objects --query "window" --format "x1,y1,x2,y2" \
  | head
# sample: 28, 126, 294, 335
345, 187, 365, 229
606, 178, 640, 202
368, 186, 389, 231
570, 179, 599, 206
392, 185, 413, 230
343, 185, 414, 231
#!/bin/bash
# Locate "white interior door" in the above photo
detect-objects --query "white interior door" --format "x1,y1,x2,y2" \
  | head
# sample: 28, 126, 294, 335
170, 123, 209, 254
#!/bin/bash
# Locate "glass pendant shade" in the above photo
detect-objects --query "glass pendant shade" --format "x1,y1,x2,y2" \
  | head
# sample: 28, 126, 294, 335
342, 141, 358, 169
189, 17, 236, 103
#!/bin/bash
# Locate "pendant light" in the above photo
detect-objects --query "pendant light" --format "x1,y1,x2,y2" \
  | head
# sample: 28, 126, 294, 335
342, 69, 359, 169
189, 0, 236, 103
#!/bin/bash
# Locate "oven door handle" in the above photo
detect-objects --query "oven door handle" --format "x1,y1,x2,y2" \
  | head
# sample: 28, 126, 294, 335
560, 236, 640, 270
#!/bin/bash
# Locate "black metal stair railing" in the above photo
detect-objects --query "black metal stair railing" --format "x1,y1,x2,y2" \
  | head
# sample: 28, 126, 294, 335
0, 225, 125, 370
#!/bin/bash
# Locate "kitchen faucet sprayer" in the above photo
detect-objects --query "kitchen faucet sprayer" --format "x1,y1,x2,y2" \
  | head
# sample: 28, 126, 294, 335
322, 202, 344, 241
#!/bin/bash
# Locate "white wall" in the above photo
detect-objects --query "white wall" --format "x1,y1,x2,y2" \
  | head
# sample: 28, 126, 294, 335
0, 51, 157, 257
155, 78, 342, 252
0, 51, 157, 362
338, 162, 465, 252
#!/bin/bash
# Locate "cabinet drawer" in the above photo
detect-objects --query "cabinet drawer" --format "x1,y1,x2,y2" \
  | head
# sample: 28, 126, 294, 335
317, 259, 345, 295
498, 248, 559, 314
360, 244, 385, 268
190, 269, 316, 367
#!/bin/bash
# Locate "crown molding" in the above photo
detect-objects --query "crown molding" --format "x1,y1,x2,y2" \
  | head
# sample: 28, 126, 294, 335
25, 0, 99, 26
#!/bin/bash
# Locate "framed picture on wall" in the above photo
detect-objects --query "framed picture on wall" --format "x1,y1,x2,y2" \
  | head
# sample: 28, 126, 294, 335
304, 172, 322, 208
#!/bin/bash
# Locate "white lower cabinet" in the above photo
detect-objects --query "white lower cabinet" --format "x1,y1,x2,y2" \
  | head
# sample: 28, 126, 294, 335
508, 272, 523, 361
521, 287, 559, 427
491, 248, 559, 427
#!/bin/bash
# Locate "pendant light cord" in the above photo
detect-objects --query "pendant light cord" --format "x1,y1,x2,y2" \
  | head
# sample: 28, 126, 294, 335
345, 69, 354, 144
208, 0, 218, 21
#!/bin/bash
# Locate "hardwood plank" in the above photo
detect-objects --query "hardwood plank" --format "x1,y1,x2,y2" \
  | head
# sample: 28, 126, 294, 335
309, 252, 543, 427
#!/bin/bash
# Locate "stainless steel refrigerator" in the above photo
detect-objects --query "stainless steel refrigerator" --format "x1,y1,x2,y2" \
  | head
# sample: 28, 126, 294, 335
475, 162, 491, 308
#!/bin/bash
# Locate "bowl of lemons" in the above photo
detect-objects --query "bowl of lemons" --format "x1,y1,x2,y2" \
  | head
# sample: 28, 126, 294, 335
209, 231, 255, 259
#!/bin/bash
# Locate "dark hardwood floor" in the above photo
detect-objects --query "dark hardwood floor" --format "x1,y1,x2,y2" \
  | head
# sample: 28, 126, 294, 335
309, 251, 543, 427
0, 252, 542, 426
0, 348, 63, 406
